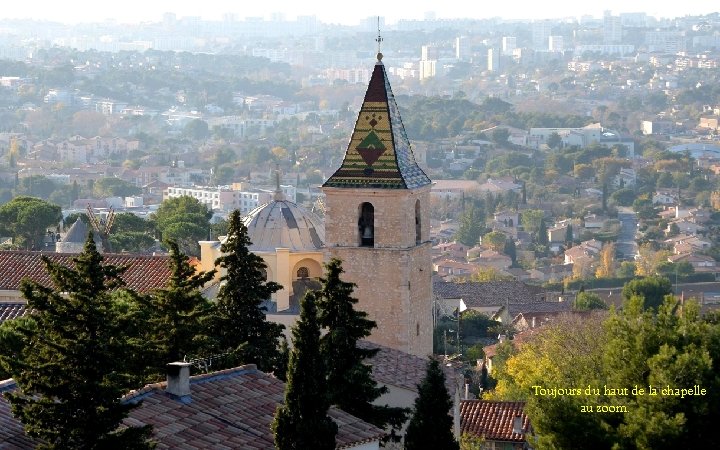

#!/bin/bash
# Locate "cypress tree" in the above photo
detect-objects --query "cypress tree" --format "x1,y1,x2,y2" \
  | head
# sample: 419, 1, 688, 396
212, 209, 284, 372
538, 218, 548, 245
317, 258, 407, 438
145, 240, 215, 376
273, 292, 337, 450
2, 233, 154, 449
404, 359, 459, 450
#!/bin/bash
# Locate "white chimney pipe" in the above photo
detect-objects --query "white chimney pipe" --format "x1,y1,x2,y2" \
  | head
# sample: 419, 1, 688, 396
166, 362, 192, 400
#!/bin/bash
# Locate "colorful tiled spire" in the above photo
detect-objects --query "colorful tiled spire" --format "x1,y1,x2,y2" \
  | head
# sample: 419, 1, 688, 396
323, 57, 431, 190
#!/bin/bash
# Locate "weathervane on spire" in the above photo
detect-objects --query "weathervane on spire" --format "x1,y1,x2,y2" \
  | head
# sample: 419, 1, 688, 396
376, 16, 383, 61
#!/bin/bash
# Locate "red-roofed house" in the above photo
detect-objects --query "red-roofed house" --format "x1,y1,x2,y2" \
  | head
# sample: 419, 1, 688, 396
0, 251, 171, 303
1, 363, 386, 449
460, 400, 533, 449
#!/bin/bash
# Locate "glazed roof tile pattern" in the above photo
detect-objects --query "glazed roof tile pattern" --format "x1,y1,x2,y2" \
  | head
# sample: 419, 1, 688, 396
323, 62, 431, 190
0, 366, 386, 449
239, 200, 325, 252
0, 251, 171, 293
433, 280, 546, 308
460, 400, 530, 442
0, 303, 27, 324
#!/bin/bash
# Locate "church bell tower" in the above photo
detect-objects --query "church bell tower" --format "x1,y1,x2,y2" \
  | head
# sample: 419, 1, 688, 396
322, 50, 433, 357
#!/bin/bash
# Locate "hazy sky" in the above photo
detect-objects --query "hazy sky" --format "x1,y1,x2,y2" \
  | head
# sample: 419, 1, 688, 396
0, 1, 717, 25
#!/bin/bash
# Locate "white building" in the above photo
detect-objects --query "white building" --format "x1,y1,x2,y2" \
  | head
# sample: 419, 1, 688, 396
165, 184, 296, 214
487, 48, 499, 72
603, 13, 622, 44
548, 36, 564, 52
645, 31, 685, 54
532, 21, 553, 50
502, 37, 517, 56
529, 123, 603, 149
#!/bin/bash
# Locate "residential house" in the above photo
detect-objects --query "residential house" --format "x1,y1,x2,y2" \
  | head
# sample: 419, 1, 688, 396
583, 214, 608, 229
504, 268, 531, 281
666, 234, 712, 253
432, 241, 470, 260
653, 190, 678, 205
688, 208, 711, 224
528, 123, 603, 149
0, 363, 386, 449
478, 177, 522, 194
359, 341, 462, 426
564, 239, 602, 265
667, 219, 704, 235
493, 301, 574, 330
547, 224, 569, 243
613, 168, 636, 188
433, 258, 480, 280
430, 179, 482, 200
482, 330, 540, 374
57, 141, 87, 164
473, 250, 512, 271
433, 281, 546, 318
668, 253, 718, 274
460, 400, 532, 449
0, 251, 171, 303
528, 264, 574, 283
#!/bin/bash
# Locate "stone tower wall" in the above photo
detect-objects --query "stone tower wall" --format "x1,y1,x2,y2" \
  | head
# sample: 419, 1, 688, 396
323, 185, 433, 357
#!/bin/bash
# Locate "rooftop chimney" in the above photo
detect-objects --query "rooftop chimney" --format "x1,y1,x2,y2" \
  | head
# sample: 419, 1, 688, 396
166, 362, 192, 402
512, 416, 524, 435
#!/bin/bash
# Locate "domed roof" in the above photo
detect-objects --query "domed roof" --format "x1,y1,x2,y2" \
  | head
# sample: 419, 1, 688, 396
241, 199, 325, 252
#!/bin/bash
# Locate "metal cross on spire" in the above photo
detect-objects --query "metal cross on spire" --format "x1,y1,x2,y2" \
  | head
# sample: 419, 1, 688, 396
376, 16, 383, 61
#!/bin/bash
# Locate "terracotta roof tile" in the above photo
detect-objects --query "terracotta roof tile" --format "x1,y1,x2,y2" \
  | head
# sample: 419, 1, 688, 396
1, 366, 386, 450
0, 303, 27, 324
433, 281, 546, 308
360, 341, 460, 394
0, 380, 36, 449
0, 251, 171, 294
460, 400, 531, 442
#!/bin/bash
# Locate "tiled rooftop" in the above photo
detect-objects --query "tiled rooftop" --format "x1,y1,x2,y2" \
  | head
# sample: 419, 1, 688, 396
506, 301, 572, 316
460, 400, 530, 442
323, 61, 431, 190
360, 341, 459, 394
433, 281, 546, 307
0, 365, 386, 450
0, 251, 171, 294
0, 380, 36, 449
0, 303, 27, 324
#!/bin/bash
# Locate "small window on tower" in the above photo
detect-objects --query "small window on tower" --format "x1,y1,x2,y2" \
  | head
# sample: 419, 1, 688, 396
358, 202, 375, 247
416, 323, 420, 336
415, 199, 421, 244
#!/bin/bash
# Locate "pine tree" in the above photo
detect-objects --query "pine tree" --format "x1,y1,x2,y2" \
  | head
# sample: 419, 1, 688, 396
2, 233, 154, 449
273, 292, 337, 450
145, 240, 215, 376
317, 258, 408, 439
212, 209, 284, 372
404, 359, 459, 450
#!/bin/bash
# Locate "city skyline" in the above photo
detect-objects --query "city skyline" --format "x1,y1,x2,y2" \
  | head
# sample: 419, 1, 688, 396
0, 1, 718, 26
